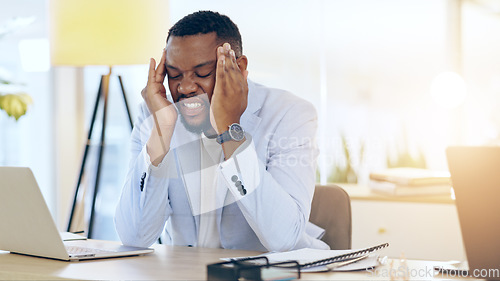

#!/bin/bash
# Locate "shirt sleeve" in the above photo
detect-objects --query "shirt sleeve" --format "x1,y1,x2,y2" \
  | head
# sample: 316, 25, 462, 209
114, 103, 176, 248
218, 101, 319, 252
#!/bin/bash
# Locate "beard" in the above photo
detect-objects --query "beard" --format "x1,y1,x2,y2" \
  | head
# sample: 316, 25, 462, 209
175, 93, 216, 137
179, 110, 213, 134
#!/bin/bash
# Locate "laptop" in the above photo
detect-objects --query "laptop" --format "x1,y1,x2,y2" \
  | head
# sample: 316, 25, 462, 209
443, 146, 500, 275
0, 167, 154, 261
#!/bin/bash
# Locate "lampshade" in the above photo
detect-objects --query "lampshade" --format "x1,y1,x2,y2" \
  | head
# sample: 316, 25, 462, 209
50, 0, 170, 66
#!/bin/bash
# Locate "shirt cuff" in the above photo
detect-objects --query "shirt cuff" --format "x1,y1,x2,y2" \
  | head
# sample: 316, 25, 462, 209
219, 134, 260, 200
227, 132, 252, 159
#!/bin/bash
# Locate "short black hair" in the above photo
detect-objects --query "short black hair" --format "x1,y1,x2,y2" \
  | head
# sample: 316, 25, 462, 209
167, 10, 243, 56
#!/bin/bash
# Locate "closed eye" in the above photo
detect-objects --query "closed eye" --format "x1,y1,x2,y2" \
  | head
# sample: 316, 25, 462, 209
196, 72, 212, 78
168, 74, 181, 80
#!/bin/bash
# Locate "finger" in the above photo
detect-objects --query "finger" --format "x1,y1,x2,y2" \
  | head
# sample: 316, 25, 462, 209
156, 49, 167, 82
217, 46, 224, 63
216, 46, 226, 78
223, 43, 233, 68
216, 54, 226, 81
220, 43, 236, 70
227, 49, 238, 70
230, 49, 236, 63
223, 42, 231, 54
148, 58, 156, 82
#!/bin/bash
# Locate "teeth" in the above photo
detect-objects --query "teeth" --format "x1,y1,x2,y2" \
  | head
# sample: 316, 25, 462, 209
183, 102, 201, 109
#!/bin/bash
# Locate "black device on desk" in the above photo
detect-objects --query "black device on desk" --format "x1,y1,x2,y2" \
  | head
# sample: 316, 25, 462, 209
207, 256, 301, 281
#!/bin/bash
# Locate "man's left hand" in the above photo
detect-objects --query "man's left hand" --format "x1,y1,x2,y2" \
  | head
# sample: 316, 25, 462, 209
210, 43, 249, 133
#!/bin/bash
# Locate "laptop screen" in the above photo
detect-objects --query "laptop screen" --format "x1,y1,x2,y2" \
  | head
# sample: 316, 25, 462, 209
446, 146, 500, 273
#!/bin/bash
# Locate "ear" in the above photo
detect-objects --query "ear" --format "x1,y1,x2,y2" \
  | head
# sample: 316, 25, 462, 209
236, 55, 248, 72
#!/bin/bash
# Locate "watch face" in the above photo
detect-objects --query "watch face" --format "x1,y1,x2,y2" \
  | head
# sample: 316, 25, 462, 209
229, 123, 245, 141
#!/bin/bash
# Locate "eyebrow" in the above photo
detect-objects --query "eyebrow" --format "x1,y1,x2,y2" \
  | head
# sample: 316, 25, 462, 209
166, 60, 217, 71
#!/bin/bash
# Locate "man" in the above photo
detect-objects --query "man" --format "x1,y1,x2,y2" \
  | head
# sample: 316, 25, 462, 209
115, 11, 328, 251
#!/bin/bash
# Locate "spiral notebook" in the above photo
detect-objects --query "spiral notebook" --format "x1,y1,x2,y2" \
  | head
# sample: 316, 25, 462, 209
228, 242, 389, 272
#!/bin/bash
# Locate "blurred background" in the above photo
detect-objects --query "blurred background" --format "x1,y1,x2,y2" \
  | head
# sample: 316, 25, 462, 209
1, 0, 499, 241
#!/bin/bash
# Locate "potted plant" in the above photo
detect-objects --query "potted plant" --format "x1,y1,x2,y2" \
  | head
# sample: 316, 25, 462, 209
0, 78, 32, 120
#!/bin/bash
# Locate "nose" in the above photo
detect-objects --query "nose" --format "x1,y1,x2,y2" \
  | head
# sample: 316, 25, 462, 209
177, 76, 198, 96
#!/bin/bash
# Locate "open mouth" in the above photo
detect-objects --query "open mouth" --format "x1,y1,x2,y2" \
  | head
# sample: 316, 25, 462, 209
177, 95, 208, 117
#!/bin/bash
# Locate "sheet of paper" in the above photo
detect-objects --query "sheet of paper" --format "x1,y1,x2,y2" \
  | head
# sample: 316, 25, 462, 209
263, 248, 355, 264
300, 254, 381, 272
223, 246, 386, 272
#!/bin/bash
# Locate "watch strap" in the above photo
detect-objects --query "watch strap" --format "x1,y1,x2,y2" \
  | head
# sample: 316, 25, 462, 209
216, 123, 244, 144
216, 130, 231, 144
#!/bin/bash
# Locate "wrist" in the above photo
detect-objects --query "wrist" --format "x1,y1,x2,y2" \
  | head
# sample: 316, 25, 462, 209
215, 118, 240, 134
147, 129, 171, 166
216, 123, 245, 145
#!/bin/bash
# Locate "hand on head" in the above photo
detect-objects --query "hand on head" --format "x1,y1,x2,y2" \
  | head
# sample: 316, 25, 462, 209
142, 49, 178, 130
210, 42, 249, 134
143, 49, 178, 166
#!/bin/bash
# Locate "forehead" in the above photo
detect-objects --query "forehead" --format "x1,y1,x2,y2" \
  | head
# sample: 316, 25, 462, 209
166, 33, 220, 70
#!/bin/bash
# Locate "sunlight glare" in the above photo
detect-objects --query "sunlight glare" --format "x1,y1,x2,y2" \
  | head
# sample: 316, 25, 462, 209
430, 72, 466, 109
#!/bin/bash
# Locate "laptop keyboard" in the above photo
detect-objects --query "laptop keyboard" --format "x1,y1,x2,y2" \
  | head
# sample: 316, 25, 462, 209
66, 246, 116, 256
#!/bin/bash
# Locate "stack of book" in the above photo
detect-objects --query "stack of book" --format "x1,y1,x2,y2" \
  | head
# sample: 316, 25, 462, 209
368, 167, 452, 196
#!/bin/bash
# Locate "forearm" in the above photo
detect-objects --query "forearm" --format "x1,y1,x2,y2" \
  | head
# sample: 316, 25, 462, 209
146, 107, 176, 166
115, 106, 175, 247
219, 98, 319, 251
219, 138, 316, 251
147, 128, 169, 166
237, 171, 310, 251
115, 146, 173, 247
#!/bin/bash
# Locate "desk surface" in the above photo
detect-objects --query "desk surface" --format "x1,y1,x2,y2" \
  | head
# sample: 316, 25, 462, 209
0, 241, 479, 280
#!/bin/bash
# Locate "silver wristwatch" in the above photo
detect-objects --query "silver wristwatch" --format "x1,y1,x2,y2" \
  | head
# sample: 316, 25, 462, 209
216, 123, 245, 144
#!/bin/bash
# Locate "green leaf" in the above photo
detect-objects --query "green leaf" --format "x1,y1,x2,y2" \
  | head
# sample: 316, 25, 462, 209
0, 93, 31, 121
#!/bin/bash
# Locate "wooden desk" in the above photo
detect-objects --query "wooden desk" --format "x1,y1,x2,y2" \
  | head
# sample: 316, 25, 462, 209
0, 242, 480, 280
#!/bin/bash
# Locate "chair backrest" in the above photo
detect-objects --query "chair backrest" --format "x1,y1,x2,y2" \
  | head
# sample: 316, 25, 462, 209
309, 184, 352, 250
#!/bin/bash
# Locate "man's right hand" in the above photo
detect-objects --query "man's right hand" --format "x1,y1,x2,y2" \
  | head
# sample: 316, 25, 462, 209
143, 49, 178, 166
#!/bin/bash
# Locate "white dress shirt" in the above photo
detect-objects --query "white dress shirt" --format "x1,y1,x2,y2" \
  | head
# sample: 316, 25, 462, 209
198, 135, 223, 248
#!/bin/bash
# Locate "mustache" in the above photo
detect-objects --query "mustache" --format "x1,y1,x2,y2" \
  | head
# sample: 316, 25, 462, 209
175, 93, 210, 103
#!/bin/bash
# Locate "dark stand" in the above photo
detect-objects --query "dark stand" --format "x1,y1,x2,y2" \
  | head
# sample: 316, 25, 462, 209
66, 67, 133, 238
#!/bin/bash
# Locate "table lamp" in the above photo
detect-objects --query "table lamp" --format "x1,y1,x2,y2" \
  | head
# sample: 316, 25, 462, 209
50, 0, 170, 238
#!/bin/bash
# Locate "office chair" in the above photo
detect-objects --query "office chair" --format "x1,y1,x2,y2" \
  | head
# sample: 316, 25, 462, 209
309, 184, 352, 250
